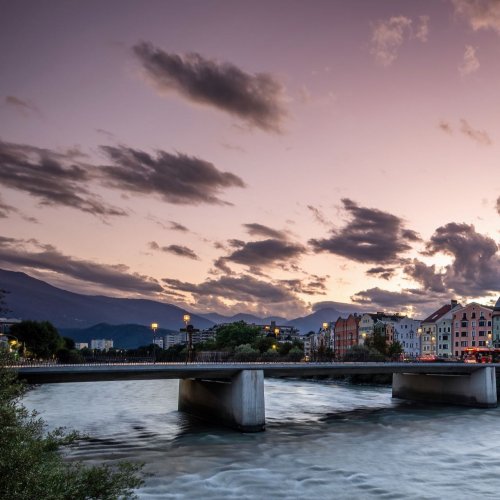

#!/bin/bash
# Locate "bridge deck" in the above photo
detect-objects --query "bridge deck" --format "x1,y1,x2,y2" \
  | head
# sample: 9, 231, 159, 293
12, 362, 496, 384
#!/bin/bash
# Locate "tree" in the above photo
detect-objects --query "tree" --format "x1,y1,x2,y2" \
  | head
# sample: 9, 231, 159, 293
343, 345, 385, 362
0, 351, 143, 499
0, 289, 9, 315
233, 344, 259, 362
387, 341, 404, 360
10, 321, 64, 359
215, 321, 260, 349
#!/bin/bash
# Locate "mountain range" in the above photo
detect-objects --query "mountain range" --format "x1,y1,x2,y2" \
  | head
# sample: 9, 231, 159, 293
0, 268, 349, 346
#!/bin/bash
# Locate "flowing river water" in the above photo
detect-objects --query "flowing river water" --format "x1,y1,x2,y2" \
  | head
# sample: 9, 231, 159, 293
22, 377, 500, 499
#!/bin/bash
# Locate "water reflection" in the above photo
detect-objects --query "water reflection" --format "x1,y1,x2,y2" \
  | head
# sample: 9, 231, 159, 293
22, 378, 500, 499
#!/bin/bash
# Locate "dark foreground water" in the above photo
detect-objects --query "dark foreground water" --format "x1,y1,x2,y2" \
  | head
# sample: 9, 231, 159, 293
22, 378, 500, 499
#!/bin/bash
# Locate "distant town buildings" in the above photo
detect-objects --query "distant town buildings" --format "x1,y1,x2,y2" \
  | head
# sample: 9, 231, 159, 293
90, 339, 114, 351
74, 342, 88, 350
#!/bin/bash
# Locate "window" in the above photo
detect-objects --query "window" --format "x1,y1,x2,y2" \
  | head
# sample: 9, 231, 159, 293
443, 335, 448, 341
472, 341, 476, 346
456, 332, 459, 337
461, 341, 468, 347
455, 342, 459, 347
442, 344, 448, 350
472, 321, 476, 327
461, 332, 467, 337
479, 341, 486, 347
461, 321, 468, 327
479, 331, 485, 337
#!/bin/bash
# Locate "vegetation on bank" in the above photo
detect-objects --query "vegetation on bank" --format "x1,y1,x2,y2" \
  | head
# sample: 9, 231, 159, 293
0, 351, 144, 499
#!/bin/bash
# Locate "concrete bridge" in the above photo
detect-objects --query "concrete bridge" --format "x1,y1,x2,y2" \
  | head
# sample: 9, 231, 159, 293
14, 362, 499, 432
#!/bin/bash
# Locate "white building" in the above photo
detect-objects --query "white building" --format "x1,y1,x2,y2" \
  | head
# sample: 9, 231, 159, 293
74, 342, 88, 350
90, 339, 113, 351
392, 318, 421, 358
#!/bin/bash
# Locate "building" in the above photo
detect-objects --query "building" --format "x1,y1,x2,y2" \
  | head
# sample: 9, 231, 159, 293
257, 321, 300, 340
334, 314, 360, 359
0, 317, 21, 334
164, 328, 217, 348
420, 300, 459, 358
303, 323, 334, 360
451, 302, 493, 358
74, 342, 88, 350
492, 297, 500, 348
358, 312, 404, 345
393, 317, 421, 358
90, 339, 114, 351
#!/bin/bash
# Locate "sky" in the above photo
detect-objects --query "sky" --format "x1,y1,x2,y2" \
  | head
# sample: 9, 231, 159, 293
0, 0, 499, 320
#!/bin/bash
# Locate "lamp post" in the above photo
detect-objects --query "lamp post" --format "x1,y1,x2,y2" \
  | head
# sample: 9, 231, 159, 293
151, 323, 158, 363
417, 327, 423, 358
181, 314, 198, 363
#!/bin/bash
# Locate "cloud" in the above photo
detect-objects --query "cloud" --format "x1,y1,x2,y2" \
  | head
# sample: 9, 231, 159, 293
133, 42, 287, 132
0, 237, 163, 293
278, 275, 328, 296
459, 119, 492, 145
416, 15, 430, 42
497, 196, 500, 215
216, 238, 306, 273
243, 223, 287, 240
403, 259, 446, 293
5, 95, 41, 118
438, 120, 453, 134
0, 139, 126, 217
149, 241, 199, 260
451, 0, 500, 34
423, 222, 500, 296
370, 15, 415, 66
459, 45, 480, 76
0, 194, 16, 218
351, 287, 437, 310
366, 266, 396, 280
162, 274, 308, 317
309, 199, 420, 263
100, 145, 245, 205
169, 221, 189, 232
307, 205, 331, 227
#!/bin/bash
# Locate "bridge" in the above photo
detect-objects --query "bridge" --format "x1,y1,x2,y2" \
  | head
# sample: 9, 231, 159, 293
13, 362, 499, 432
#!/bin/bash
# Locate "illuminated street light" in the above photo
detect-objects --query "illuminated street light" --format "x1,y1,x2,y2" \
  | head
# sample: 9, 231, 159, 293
150, 323, 158, 362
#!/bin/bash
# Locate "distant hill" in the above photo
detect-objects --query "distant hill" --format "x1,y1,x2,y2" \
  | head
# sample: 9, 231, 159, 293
289, 307, 344, 334
0, 269, 214, 330
59, 323, 177, 349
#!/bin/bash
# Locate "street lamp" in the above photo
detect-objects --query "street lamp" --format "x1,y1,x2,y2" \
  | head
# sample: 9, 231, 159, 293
151, 322, 158, 363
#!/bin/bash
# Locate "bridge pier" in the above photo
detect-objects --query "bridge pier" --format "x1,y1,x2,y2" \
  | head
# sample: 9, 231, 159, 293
392, 367, 497, 408
178, 369, 265, 432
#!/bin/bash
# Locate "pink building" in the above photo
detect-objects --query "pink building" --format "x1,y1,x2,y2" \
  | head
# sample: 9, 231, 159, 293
452, 302, 493, 358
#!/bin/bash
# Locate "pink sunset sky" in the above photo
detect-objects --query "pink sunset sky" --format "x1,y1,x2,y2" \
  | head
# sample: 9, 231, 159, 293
0, 0, 499, 319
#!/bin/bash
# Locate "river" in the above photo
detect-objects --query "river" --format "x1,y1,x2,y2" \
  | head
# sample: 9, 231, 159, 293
22, 378, 500, 499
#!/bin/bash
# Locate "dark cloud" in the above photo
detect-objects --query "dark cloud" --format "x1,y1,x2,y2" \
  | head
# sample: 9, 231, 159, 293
496, 196, 500, 215
278, 275, 328, 296
133, 42, 287, 132
366, 266, 396, 280
0, 139, 126, 217
100, 145, 245, 205
162, 274, 308, 317
403, 259, 446, 293
460, 119, 492, 145
0, 237, 163, 293
169, 221, 189, 232
423, 222, 500, 296
309, 198, 419, 263
243, 223, 287, 240
216, 238, 306, 273
149, 241, 199, 260
5, 95, 41, 118
351, 287, 435, 309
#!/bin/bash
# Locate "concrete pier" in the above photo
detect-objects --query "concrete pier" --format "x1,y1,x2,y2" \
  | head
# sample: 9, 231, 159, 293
392, 367, 497, 408
178, 369, 265, 432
